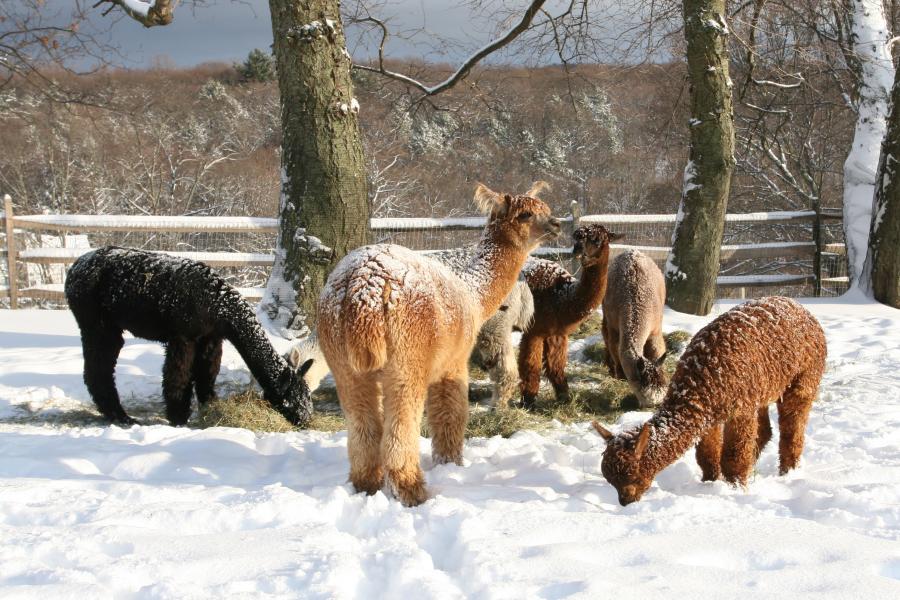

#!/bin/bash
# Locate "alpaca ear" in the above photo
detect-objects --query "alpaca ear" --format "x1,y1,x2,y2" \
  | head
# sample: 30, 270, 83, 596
592, 420, 614, 441
609, 232, 625, 243
634, 422, 651, 459
276, 368, 293, 394
285, 345, 303, 368
474, 183, 502, 214
525, 180, 550, 198
654, 352, 667, 368
298, 358, 314, 378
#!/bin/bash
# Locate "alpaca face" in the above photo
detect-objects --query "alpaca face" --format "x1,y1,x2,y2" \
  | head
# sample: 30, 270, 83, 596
572, 224, 624, 267
267, 358, 315, 426
500, 194, 561, 251
636, 354, 669, 406
475, 182, 561, 250
594, 421, 654, 506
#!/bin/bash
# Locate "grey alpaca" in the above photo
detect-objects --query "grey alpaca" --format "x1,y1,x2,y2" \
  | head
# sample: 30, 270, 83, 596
602, 249, 668, 408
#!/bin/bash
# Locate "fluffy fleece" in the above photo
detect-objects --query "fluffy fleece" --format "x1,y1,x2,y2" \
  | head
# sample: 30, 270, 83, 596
602, 249, 668, 408
593, 296, 827, 506
518, 224, 622, 408
317, 182, 560, 506
433, 248, 535, 407
64, 246, 314, 426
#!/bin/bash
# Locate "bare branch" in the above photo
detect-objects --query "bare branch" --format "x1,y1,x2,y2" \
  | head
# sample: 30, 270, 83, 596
352, 0, 548, 101
93, 0, 177, 28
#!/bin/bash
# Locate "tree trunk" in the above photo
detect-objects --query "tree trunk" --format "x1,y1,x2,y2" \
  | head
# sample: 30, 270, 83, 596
665, 0, 735, 315
842, 0, 894, 287
862, 66, 900, 307
261, 0, 369, 337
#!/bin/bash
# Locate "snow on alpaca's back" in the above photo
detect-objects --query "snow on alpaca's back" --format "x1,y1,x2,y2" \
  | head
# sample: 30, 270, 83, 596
320, 243, 480, 372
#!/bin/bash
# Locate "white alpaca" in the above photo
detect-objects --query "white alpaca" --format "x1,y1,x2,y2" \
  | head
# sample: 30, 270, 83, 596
432, 248, 535, 407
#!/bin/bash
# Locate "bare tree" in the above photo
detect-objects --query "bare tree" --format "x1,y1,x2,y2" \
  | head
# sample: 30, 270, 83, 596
862, 59, 900, 306
839, 0, 894, 287
665, 0, 735, 315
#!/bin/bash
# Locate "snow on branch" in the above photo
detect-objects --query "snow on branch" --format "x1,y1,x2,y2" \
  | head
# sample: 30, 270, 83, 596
353, 0, 547, 100
93, 0, 176, 28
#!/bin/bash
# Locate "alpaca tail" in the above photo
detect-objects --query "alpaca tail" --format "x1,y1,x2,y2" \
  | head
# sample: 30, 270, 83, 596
345, 317, 388, 373
341, 283, 390, 374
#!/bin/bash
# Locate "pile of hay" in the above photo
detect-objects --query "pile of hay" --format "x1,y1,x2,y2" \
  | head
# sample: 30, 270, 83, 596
195, 390, 296, 432
193, 329, 694, 437
195, 390, 345, 433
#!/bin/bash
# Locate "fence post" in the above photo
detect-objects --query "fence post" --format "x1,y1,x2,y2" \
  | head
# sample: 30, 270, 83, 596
568, 200, 581, 273
812, 199, 823, 297
4, 194, 18, 309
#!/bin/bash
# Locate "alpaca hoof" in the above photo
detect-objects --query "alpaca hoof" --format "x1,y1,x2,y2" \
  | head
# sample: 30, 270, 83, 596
432, 451, 463, 466
700, 471, 721, 482
778, 463, 798, 476
389, 471, 429, 507
105, 412, 137, 426
520, 393, 538, 410
351, 468, 384, 496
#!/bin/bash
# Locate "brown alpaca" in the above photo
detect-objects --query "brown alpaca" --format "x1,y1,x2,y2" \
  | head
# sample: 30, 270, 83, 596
602, 249, 668, 408
317, 183, 560, 506
518, 225, 623, 408
592, 297, 827, 506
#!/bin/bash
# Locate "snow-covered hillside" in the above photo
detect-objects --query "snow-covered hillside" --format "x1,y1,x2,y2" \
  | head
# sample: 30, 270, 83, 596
1, 296, 899, 598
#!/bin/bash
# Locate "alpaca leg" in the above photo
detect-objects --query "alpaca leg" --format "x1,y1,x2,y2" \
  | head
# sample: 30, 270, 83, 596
193, 336, 223, 405
492, 334, 519, 408
162, 338, 196, 426
756, 406, 773, 459
518, 332, 544, 409
777, 371, 819, 475
721, 413, 759, 487
81, 327, 131, 424
427, 367, 468, 465
382, 372, 428, 506
601, 315, 621, 377
695, 424, 723, 482
334, 372, 384, 495
543, 335, 570, 401
607, 327, 625, 379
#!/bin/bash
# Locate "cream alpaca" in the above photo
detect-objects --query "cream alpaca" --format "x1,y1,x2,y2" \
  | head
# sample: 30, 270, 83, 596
317, 183, 560, 506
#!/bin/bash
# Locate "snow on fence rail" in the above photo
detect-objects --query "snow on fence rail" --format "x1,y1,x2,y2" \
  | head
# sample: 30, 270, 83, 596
0, 202, 845, 308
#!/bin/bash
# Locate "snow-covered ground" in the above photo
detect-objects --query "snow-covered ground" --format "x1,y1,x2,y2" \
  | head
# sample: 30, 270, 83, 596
1, 295, 899, 598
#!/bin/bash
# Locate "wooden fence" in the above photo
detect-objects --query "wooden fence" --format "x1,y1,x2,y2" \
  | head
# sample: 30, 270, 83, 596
1, 194, 847, 309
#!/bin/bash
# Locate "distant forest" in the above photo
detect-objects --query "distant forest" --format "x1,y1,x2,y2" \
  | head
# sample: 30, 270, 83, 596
0, 56, 850, 220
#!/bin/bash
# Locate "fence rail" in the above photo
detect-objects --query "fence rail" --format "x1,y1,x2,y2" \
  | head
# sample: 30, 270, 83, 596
0, 195, 847, 309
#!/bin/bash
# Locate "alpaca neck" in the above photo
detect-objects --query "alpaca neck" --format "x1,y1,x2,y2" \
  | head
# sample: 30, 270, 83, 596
219, 292, 289, 394
467, 224, 529, 321
639, 400, 712, 480
572, 250, 610, 317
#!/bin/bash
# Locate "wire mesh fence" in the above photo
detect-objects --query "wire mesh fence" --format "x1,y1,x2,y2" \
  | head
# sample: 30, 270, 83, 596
0, 206, 849, 309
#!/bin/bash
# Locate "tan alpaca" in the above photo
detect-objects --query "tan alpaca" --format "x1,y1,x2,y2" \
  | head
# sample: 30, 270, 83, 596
602, 249, 668, 408
593, 297, 827, 506
317, 183, 560, 506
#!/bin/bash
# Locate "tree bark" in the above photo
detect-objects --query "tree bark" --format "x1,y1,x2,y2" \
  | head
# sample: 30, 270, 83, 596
261, 0, 369, 336
665, 0, 735, 315
841, 0, 894, 287
862, 67, 900, 307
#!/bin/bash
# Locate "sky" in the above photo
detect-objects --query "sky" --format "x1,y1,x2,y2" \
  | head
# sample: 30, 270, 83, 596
62, 0, 526, 69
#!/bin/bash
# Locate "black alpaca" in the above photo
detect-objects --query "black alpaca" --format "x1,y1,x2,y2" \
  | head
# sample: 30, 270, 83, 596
65, 246, 314, 426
